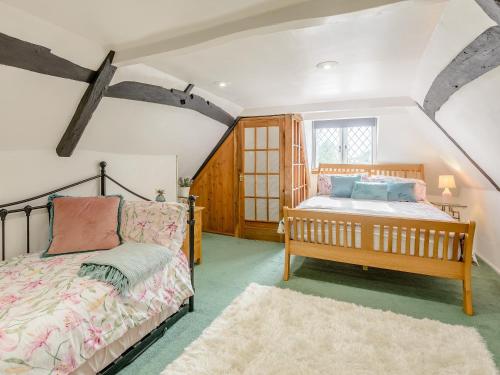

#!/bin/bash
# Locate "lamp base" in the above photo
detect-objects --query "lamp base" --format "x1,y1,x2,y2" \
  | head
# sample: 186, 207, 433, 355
442, 188, 452, 204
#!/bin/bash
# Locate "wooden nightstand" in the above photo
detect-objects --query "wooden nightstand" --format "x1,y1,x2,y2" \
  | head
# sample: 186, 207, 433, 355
182, 206, 204, 264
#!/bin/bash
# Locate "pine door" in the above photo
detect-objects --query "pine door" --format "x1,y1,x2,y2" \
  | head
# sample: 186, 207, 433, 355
237, 116, 284, 242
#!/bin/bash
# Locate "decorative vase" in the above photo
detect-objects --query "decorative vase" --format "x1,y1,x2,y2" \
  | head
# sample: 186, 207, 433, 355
179, 187, 190, 198
155, 191, 166, 202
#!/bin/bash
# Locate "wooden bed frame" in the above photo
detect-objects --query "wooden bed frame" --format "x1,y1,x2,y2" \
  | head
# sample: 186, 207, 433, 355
283, 163, 476, 315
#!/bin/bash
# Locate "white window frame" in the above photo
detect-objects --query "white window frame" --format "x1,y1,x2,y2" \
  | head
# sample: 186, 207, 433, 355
312, 117, 377, 167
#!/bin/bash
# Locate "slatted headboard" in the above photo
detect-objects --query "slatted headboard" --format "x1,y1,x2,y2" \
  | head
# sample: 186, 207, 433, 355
315, 163, 425, 181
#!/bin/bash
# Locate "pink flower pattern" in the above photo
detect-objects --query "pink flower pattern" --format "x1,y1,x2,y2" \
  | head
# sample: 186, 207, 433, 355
0, 249, 193, 374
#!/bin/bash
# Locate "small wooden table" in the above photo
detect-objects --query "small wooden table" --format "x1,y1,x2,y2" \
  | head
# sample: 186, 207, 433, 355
431, 202, 467, 221
182, 206, 204, 264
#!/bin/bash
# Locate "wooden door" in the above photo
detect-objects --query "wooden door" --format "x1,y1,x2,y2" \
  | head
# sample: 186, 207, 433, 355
237, 116, 284, 242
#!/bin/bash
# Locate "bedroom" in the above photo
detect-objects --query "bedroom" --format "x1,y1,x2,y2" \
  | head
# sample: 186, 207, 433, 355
0, 0, 499, 374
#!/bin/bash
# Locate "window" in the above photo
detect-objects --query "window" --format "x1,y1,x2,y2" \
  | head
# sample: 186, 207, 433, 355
312, 118, 376, 166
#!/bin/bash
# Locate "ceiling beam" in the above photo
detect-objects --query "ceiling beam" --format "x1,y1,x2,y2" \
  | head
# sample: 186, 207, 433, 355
56, 51, 116, 157
423, 25, 500, 119
0, 31, 95, 82
115, 0, 404, 64
104, 81, 235, 126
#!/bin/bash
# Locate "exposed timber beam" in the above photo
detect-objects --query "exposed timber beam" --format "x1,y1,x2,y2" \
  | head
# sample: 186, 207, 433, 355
184, 83, 195, 94
475, 0, 500, 24
105, 81, 235, 127
193, 117, 241, 180
56, 51, 116, 157
423, 25, 500, 118
417, 0, 500, 190
115, 0, 404, 64
0, 32, 95, 82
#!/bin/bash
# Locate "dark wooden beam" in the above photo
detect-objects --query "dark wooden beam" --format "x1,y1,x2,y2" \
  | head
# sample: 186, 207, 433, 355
0, 32, 96, 83
423, 26, 500, 118
56, 51, 116, 157
415, 102, 499, 191
475, 0, 500, 24
192, 117, 241, 180
105, 81, 234, 127
184, 83, 195, 94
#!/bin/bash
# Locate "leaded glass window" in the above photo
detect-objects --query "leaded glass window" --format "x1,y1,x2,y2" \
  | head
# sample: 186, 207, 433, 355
312, 118, 376, 166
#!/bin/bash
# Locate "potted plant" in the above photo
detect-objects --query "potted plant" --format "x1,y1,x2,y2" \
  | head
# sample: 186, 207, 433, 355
178, 177, 193, 198
155, 189, 166, 202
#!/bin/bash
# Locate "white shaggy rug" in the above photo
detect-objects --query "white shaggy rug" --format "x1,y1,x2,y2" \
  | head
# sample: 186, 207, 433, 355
163, 283, 497, 375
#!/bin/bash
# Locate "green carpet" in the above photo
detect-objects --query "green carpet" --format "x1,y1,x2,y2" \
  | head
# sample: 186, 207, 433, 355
120, 233, 500, 374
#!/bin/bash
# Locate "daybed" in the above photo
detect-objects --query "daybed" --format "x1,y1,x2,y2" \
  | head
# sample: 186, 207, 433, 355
0, 162, 196, 374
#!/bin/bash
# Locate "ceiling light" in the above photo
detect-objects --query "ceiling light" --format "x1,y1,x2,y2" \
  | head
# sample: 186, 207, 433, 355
215, 81, 229, 88
316, 61, 338, 70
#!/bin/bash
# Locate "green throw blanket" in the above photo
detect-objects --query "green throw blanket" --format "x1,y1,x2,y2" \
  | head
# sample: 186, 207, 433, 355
78, 242, 173, 294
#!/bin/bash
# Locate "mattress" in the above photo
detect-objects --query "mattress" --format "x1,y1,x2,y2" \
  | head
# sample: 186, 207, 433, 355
289, 196, 460, 260
0, 248, 193, 375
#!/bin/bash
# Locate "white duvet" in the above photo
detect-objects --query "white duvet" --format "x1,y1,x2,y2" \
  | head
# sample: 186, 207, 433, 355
284, 196, 462, 260
296, 196, 454, 222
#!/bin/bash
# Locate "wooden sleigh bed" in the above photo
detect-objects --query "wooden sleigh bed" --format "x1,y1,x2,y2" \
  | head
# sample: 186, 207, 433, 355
282, 163, 476, 315
0, 162, 196, 374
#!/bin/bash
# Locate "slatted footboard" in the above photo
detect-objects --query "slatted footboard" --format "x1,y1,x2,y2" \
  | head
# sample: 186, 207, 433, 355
282, 207, 476, 315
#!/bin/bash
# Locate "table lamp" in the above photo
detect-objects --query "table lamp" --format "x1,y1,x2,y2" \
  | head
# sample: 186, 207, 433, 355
438, 175, 456, 203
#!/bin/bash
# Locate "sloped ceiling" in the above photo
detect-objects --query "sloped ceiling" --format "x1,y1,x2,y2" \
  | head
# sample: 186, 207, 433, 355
2, 0, 498, 188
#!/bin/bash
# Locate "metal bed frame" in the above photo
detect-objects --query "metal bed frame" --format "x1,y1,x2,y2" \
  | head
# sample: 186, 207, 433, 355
0, 161, 196, 374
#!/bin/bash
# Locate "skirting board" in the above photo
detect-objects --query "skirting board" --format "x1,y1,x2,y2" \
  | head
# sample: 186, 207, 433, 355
477, 253, 500, 275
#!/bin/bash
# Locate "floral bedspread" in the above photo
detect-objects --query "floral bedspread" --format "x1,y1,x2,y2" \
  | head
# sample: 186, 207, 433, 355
0, 249, 193, 374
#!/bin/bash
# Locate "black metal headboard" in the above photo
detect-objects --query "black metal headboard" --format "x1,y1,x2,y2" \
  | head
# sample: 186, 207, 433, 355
0, 161, 196, 310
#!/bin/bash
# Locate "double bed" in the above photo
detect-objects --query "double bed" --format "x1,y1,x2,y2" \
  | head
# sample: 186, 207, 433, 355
0, 162, 196, 374
282, 163, 476, 315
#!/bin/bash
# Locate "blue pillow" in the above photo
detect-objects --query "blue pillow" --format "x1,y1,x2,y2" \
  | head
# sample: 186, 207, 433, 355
387, 182, 416, 202
330, 175, 362, 198
351, 182, 388, 201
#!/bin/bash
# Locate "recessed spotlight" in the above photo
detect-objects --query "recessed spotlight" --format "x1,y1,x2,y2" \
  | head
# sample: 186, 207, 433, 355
316, 61, 338, 70
215, 81, 229, 88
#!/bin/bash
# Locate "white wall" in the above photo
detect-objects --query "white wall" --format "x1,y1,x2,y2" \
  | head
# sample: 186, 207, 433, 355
0, 2, 240, 259
303, 106, 460, 196
0, 151, 177, 259
412, 0, 500, 272
0, 2, 241, 178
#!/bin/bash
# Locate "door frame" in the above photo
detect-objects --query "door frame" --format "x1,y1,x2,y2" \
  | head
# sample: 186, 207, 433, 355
235, 115, 285, 241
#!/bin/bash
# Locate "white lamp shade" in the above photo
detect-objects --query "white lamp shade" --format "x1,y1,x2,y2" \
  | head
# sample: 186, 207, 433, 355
438, 175, 456, 189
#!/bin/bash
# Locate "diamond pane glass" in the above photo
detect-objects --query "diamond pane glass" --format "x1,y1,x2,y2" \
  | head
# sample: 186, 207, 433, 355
315, 127, 341, 165
346, 126, 372, 164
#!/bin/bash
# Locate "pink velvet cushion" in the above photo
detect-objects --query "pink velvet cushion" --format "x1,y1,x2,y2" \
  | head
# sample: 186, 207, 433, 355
45, 196, 122, 256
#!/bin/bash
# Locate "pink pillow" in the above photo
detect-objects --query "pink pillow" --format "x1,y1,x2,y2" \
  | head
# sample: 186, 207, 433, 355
363, 175, 427, 201
120, 201, 187, 251
45, 196, 122, 256
318, 174, 333, 195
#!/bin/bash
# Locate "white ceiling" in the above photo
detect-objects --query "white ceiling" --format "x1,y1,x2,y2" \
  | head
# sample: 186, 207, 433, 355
1, 0, 446, 110
1, 0, 306, 48
143, 1, 446, 109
